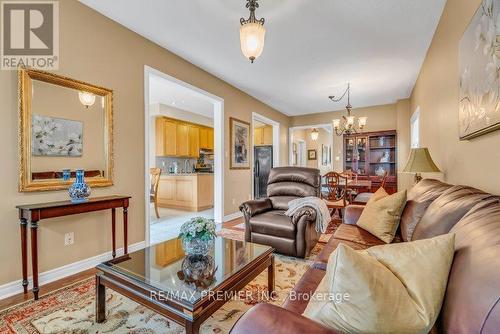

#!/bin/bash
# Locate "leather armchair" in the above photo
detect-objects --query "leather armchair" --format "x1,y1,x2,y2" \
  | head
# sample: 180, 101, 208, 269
240, 167, 322, 258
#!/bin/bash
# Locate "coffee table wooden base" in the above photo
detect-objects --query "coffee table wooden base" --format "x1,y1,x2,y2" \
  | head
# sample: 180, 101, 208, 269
96, 253, 275, 334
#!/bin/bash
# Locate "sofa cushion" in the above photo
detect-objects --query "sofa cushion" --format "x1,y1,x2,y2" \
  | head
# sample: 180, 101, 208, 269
249, 210, 296, 239
356, 189, 407, 243
407, 178, 452, 201
283, 267, 326, 315
333, 224, 386, 247
412, 185, 493, 240
314, 236, 369, 265
303, 234, 455, 334
439, 198, 500, 334
400, 199, 434, 241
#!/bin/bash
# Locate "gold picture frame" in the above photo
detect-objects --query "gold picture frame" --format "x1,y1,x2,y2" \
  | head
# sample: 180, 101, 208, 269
229, 117, 250, 170
18, 67, 114, 192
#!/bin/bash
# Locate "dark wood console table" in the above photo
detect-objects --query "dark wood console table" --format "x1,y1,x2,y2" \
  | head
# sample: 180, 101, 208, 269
16, 195, 131, 300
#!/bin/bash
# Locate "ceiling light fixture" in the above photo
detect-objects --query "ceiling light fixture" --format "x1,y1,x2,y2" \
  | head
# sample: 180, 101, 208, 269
78, 91, 96, 108
329, 83, 367, 136
240, 0, 266, 63
311, 128, 319, 141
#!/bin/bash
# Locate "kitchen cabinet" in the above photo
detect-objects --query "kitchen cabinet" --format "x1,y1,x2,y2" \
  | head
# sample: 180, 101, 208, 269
254, 125, 273, 146
155, 117, 210, 158
199, 127, 214, 150
157, 174, 214, 211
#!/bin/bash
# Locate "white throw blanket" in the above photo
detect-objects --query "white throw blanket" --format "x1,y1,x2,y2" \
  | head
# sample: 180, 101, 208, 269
285, 196, 330, 233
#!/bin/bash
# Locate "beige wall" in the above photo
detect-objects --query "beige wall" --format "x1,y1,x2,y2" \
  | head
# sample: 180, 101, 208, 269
291, 128, 333, 175
410, 0, 500, 193
290, 102, 410, 185
0, 0, 289, 285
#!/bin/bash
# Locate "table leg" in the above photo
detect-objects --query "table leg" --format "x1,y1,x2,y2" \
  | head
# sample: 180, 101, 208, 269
95, 274, 106, 323
111, 208, 116, 258
20, 217, 28, 294
30, 220, 39, 300
185, 320, 200, 334
268, 255, 275, 296
123, 207, 128, 255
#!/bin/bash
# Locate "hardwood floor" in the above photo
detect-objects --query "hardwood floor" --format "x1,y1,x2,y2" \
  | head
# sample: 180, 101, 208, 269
0, 218, 243, 312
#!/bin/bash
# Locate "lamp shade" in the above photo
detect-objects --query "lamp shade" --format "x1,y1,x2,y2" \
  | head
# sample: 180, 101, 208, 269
240, 22, 266, 63
403, 148, 441, 173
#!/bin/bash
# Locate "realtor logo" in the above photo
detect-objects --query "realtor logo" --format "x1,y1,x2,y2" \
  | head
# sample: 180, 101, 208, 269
1, 1, 59, 70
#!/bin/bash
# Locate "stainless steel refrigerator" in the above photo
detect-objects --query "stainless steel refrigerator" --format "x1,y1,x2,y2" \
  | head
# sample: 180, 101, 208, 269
254, 145, 273, 198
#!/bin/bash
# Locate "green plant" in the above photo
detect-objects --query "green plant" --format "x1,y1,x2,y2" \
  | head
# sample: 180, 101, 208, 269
179, 217, 216, 242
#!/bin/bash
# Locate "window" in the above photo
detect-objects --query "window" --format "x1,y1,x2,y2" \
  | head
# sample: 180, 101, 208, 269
410, 108, 420, 149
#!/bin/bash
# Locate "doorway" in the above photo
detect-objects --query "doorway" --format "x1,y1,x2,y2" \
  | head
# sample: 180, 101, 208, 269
144, 66, 224, 246
251, 112, 280, 199
289, 124, 333, 175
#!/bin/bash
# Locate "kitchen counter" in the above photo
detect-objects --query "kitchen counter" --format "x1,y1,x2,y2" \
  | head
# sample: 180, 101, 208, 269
157, 173, 214, 211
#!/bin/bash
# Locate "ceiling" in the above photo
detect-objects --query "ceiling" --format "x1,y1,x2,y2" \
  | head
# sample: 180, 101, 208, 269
149, 74, 214, 118
81, 0, 446, 116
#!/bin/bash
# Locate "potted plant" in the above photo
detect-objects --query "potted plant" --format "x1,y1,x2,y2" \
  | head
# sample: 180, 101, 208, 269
179, 217, 216, 255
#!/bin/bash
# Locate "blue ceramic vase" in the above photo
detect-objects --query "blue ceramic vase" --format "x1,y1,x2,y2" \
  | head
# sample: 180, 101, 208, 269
68, 169, 91, 203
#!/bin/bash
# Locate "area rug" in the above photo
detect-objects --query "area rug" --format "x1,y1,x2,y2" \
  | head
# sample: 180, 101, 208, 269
0, 220, 340, 333
0, 255, 315, 334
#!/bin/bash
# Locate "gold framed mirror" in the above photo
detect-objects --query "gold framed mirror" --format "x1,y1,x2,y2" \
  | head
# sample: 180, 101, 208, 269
18, 68, 113, 192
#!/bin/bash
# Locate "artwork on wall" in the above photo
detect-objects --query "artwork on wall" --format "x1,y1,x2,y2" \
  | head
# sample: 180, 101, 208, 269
459, 0, 500, 140
229, 117, 250, 169
32, 115, 83, 156
308, 149, 317, 160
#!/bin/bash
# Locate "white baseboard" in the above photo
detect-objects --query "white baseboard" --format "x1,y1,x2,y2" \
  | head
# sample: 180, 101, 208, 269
223, 211, 243, 222
0, 241, 146, 301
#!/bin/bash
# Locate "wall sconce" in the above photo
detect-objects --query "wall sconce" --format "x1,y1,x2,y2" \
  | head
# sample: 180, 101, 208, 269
78, 91, 96, 108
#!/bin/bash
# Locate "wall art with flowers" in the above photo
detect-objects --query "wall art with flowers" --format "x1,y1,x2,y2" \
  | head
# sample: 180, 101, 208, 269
459, 0, 500, 139
32, 114, 83, 156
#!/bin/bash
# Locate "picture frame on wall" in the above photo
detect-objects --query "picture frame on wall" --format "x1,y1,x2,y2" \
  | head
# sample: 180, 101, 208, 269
229, 117, 250, 169
459, 0, 500, 140
308, 149, 317, 160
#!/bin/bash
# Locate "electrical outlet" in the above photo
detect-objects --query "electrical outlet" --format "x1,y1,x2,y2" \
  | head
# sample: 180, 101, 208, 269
64, 232, 74, 246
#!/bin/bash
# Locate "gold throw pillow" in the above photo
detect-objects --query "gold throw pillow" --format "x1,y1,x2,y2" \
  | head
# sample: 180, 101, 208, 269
303, 234, 455, 334
356, 189, 407, 243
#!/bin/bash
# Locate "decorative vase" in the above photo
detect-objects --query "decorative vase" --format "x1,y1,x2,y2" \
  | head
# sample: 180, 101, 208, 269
68, 169, 90, 203
182, 236, 215, 255
62, 169, 71, 181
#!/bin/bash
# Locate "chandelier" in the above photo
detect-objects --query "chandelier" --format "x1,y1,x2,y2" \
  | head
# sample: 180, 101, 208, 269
240, 0, 266, 63
329, 83, 367, 136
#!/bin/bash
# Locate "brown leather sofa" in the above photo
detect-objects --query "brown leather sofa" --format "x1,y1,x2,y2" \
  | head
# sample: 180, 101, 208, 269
231, 179, 500, 333
239, 167, 322, 258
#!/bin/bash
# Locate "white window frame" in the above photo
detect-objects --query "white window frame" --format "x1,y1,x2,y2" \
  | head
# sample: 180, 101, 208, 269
410, 107, 420, 149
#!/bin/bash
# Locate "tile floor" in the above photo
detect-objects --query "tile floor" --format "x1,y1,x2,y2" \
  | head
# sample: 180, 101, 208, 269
149, 206, 214, 245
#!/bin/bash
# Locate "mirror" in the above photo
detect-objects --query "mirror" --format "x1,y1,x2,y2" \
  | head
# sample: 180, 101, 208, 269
18, 68, 113, 192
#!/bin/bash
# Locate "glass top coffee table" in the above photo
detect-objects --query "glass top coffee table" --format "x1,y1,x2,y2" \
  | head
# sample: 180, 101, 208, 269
95, 236, 274, 334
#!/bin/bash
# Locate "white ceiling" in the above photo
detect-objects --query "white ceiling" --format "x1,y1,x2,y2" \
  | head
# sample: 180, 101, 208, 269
81, 0, 446, 116
149, 74, 214, 118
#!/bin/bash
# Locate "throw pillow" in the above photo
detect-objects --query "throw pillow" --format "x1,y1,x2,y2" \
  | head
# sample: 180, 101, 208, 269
303, 234, 455, 334
356, 189, 407, 243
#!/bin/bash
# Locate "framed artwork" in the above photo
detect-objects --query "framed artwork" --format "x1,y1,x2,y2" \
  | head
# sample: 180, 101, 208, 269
32, 115, 83, 156
308, 149, 317, 160
229, 117, 250, 169
459, 0, 500, 140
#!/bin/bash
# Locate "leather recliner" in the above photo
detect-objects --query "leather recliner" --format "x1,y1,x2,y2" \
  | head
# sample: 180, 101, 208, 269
239, 167, 322, 258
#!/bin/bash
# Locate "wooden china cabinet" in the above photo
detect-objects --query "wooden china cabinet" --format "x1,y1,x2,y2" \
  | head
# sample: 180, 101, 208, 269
343, 130, 398, 194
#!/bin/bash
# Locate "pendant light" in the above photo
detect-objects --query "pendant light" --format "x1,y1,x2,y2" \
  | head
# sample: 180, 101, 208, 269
240, 0, 266, 63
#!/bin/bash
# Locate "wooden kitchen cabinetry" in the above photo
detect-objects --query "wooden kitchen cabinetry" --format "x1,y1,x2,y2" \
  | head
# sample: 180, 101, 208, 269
157, 174, 214, 211
155, 117, 213, 158
254, 125, 273, 146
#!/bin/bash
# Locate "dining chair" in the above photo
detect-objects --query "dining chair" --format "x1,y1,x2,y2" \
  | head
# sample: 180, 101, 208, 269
352, 170, 389, 205
321, 172, 349, 220
341, 170, 359, 202
150, 168, 161, 219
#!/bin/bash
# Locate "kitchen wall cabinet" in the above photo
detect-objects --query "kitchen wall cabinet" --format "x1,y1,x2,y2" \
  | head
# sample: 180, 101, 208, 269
155, 117, 212, 158
254, 125, 273, 146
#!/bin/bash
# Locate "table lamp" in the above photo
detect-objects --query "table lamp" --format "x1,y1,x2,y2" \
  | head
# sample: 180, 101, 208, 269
403, 148, 441, 183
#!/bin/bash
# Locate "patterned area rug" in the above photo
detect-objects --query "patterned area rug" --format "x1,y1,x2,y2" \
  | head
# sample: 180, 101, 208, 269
0, 220, 340, 333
